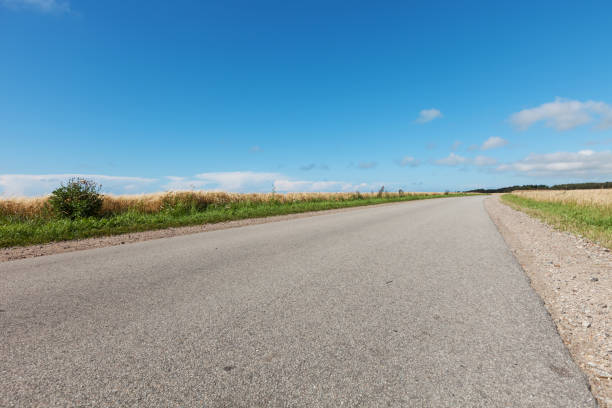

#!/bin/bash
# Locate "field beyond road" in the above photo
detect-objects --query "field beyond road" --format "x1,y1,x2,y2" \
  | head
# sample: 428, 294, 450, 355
0, 196, 595, 407
502, 189, 612, 249
0, 191, 471, 248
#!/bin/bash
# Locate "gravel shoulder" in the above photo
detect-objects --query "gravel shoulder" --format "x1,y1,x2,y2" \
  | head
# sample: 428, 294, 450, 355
486, 195, 612, 407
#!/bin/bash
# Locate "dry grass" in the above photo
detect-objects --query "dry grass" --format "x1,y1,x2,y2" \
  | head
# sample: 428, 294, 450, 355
503, 189, 612, 249
512, 189, 612, 208
0, 190, 443, 220
0, 196, 49, 220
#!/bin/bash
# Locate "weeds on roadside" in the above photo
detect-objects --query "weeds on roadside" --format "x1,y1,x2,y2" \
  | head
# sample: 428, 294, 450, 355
502, 192, 612, 250
0, 188, 475, 247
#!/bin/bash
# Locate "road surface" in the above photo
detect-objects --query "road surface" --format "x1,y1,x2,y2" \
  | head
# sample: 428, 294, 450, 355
1, 196, 596, 407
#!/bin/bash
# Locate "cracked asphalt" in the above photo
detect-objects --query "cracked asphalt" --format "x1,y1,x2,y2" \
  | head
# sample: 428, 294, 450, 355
0, 196, 596, 407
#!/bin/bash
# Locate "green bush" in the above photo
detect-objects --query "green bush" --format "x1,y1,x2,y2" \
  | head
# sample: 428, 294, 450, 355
48, 178, 103, 219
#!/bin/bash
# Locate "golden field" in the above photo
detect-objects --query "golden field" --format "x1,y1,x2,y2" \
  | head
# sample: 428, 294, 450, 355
511, 189, 612, 208
504, 189, 612, 249
0, 190, 442, 219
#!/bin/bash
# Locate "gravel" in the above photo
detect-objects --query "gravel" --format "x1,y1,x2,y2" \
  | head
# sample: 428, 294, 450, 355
486, 195, 611, 407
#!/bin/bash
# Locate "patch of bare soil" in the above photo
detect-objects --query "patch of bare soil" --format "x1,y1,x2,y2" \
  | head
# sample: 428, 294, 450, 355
486, 196, 611, 407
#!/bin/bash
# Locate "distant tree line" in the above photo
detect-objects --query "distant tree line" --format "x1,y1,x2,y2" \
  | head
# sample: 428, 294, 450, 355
466, 181, 612, 194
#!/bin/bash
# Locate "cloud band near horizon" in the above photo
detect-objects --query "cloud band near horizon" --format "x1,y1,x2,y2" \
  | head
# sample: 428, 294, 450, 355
0, 172, 386, 197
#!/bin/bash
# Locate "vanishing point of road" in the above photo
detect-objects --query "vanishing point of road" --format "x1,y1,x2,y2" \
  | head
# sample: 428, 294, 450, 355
1, 196, 596, 407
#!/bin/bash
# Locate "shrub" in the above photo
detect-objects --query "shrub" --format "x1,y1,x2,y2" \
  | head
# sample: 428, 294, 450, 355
49, 178, 103, 219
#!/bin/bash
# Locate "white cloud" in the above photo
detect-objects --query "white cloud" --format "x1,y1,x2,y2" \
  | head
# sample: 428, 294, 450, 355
434, 153, 497, 167
198, 171, 279, 191
0, 171, 395, 196
162, 176, 208, 191
168, 171, 282, 192
510, 98, 612, 131
273, 180, 366, 192
416, 108, 442, 123
1, 0, 70, 13
497, 150, 612, 178
0, 174, 157, 197
451, 141, 462, 151
167, 172, 383, 193
481, 136, 508, 150
473, 155, 497, 166
434, 153, 468, 166
397, 156, 420, 167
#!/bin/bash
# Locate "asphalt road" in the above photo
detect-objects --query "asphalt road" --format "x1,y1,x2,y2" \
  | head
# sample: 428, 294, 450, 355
1, 196, 596, 407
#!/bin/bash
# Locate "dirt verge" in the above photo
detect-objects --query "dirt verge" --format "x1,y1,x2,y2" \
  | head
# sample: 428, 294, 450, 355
486, 195, 611, 407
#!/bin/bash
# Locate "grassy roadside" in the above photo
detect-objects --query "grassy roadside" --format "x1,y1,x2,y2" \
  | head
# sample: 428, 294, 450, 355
1, 193, 473, 248
501, 193, 612, 249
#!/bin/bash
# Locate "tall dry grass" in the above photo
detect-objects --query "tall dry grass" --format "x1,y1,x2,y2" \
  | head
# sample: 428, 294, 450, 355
506, 189, 612, 249
0, 190, 441, 220
512, 189, 612, 208
0, 197, 49, 220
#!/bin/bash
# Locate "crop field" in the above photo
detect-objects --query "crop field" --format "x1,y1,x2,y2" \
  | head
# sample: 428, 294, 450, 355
1, 191, 447, 220
511, 189, 612, 207
502, 189, 612, 249
0, 190, 471, 247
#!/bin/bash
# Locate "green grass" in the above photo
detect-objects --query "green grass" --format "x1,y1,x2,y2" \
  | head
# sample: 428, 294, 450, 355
0, 193, 474, 248
501, 194, 612, 249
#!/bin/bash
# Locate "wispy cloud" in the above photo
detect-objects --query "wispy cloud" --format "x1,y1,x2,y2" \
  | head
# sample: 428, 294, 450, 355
396, 156, 420, 167
357, 161, 377, 169
584, 138, 612, 146
273, 180, 372, 193
481, 136, 508, 150
1, 171, 396, 196
164, 171, 380, 193
473, 155, 497, 166
299, 163, 329, 171
509, 98, 612, 131
451, 141, 462, 151
497, 150, 612, 178
1, 0, 70, 13
249, 145, 262, 153
434, 153, 468, 166
164, 171, 281, 192
300, 164, 316, 171
416, 108, 442, 124
0, 174, 157, 197
434, 153, 497, 167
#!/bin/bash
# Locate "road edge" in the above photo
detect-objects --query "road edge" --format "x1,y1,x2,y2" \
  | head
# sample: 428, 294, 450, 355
485, 195, 611, 407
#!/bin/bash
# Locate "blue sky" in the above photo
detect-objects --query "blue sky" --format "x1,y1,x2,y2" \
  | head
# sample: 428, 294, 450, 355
1, 0, 612, 196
